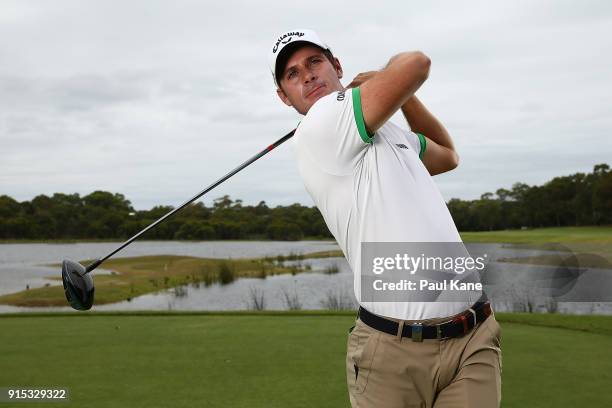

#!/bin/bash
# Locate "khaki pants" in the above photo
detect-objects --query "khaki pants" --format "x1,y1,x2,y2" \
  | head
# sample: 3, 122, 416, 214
346, 308, 502, 407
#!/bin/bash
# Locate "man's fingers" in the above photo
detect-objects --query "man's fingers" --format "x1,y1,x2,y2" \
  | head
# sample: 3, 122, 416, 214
348, 72, 378, 88
348, 76, 365, 88
346, 80, 359, 88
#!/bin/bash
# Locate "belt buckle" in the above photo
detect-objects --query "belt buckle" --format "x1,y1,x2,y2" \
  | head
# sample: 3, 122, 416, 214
411, 323, 423, 342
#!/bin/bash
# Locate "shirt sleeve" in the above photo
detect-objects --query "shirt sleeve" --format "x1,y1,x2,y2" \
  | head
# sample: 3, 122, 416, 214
295, 87, 373, 175
405, 130, 427, 160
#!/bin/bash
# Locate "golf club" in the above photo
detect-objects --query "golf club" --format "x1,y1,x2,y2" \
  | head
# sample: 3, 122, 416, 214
62, 128, 296, 310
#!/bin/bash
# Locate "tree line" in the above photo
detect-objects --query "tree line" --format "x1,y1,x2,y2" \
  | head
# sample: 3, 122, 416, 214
0, 193, 331, 241
447, 163, 611, 231
0, 163, 609, 240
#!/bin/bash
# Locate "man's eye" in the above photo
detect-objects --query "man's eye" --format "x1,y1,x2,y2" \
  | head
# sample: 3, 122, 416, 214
287, 71, 297, 79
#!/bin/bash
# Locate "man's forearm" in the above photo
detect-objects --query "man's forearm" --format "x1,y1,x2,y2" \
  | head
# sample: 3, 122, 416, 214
401, 96, 455, 151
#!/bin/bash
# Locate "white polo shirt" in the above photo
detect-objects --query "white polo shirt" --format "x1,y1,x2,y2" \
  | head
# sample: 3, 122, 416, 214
294, 87, 483, 320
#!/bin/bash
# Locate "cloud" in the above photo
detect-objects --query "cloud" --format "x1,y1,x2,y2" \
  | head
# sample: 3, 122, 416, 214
1, 0, 611, 210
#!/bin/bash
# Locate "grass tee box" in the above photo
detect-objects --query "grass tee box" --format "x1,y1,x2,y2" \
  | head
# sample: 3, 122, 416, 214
1, 311, 612, 408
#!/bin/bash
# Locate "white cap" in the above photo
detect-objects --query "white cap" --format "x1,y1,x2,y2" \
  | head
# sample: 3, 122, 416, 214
268, 28, 332, 87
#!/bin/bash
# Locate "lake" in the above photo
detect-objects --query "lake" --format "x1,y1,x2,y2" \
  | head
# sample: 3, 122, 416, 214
1, 241, 610, 314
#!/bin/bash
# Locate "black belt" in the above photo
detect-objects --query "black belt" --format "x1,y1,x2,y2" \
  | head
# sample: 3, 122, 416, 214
357, 299, 492, 342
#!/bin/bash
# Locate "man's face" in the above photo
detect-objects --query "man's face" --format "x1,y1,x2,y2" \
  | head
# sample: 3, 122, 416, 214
276, 45, 344, 115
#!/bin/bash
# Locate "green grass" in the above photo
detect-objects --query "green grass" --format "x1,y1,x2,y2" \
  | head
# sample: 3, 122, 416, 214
0, 312, 353, 408
460, 226, 612, 244
461, 226, 612, 266
497, 321, 612, 407
495, 311, 612, 336
0, 312, 611, 407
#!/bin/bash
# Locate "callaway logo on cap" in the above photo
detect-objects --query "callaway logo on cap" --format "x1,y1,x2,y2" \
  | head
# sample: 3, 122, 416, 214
269, 28, 332, 87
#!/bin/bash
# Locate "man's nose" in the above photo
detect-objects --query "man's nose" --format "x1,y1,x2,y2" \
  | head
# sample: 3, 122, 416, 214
302, 69, 316, 83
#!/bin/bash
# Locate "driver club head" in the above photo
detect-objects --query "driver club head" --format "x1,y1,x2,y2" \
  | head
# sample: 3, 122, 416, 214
62, 260, 95, 310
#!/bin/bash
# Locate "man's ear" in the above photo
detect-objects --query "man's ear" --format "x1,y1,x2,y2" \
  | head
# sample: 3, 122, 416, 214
276, 87, 293, 107
333, 57, 343, 79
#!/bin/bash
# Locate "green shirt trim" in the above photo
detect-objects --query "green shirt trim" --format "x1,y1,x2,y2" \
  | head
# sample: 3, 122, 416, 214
352, 87, 374, 144
416, 132, 427, 160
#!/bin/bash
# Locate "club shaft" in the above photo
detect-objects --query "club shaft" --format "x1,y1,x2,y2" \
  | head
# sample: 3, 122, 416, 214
85, 129, 296, 273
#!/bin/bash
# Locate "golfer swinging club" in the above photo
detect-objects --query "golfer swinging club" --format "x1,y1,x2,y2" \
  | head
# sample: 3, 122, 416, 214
269, 29, 502, 407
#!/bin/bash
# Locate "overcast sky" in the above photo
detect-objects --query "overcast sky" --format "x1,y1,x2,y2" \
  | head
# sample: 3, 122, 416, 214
1, 0, 611, 210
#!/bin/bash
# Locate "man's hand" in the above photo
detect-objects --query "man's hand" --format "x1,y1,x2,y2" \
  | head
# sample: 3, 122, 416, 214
346, 71, 378, 89
358, 51, 430, 135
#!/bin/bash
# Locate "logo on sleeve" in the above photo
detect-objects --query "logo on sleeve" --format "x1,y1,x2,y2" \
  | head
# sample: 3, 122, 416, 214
395, 144, 409, 150
336, 90, 345, 101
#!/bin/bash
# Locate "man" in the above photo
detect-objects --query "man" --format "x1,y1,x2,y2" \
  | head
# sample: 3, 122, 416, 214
269, 29, 502, 407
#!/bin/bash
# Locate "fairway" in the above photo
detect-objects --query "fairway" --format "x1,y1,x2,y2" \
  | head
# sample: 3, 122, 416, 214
461, 226, 612, 266
460, 226, 612, 244
1, 312, 611, 407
